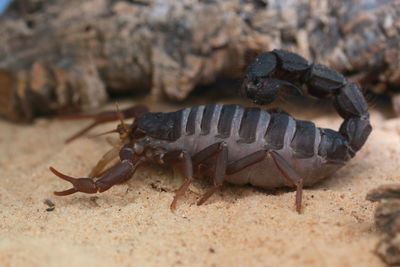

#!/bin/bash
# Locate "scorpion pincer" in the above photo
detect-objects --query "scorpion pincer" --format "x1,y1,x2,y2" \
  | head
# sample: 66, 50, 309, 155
50, 49, 372, 213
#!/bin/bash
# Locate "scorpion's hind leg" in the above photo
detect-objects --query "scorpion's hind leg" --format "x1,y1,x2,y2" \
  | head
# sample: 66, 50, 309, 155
51, 145, 141, 196
191, 142, 228, 206
270, 151, 304, 213
161, 150, 194, 211
62, 104, 149, 143
224, 149, 304, 213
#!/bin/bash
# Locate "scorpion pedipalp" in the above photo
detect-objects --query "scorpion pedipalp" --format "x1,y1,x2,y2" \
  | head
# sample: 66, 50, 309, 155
52, 145, 141, 195
50, 167, 97, 195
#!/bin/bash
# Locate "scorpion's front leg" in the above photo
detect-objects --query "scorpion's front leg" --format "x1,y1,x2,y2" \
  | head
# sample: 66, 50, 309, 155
192, 142, 228, 205
51, 145, 141, 195
162, 142, 228, 210
161, 150, 193, 211
89, 146, 120, 178
165, 142, 229, 209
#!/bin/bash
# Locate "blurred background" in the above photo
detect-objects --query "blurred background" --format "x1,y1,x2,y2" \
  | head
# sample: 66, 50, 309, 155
0, 0, 12, 14
0, 0, 399, 122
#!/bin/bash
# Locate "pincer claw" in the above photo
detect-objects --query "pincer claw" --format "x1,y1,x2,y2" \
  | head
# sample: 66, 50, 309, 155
50, 167, 98, 195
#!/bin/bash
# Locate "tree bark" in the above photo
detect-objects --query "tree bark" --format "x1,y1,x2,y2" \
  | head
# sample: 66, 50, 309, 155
0, 0, 399, 121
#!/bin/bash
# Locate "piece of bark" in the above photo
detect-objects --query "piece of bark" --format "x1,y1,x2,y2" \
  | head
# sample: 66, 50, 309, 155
0, 0, 399, 122
367, 185, 400, 265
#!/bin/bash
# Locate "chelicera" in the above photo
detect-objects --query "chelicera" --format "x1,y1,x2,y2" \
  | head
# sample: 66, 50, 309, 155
50, 49, 372, 213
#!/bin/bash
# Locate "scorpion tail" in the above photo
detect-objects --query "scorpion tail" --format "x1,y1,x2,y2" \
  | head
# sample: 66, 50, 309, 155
242, 49, 372, 160
335, 83, 372, 156
303, 63, 372, 156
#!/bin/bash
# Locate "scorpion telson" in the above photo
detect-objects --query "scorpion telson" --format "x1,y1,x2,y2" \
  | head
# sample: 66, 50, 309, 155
50, 49, 372, 213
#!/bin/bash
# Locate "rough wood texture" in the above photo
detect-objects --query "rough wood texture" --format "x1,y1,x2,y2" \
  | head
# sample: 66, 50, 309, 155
1, 0, 399, 121
367, 185, 400, 266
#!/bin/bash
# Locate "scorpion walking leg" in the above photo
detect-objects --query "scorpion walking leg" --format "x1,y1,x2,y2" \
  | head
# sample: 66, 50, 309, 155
225, 150, 304, 213
92, 158, 121, 179
226, 150, 268, 174
195, 142, 228, 205
65, 121, 100, 144
89, 146, 121, 178
51, 145, 141, 195
162, 150, 193, 211
90, 136, 127, 178
63, 105, 149, 143
270, 151, 304, 213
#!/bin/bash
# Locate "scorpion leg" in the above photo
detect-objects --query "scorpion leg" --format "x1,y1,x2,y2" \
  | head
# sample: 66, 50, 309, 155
197, 148, 267, 205
89, 146, 120, 178
63, 105, 149, 143
270, 151, 304, 213
89, 137, 126, 178
51, 145, 141, 195
162, 141, 241, 209
225, 150, 304, 213
92, 158, 121, 178
226, 150, 268, 174
162, 150, 193, 211
196, 142, 228, 205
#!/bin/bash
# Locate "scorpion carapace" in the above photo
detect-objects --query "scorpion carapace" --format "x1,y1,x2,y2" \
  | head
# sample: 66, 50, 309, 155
50, 49, 372, 213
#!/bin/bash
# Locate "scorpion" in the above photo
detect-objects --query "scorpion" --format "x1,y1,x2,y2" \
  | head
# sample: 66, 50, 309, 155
50, 49, 372, 213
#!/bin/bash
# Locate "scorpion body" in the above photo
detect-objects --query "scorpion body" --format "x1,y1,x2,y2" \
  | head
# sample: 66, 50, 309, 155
137, 104, 342, 188
50, 50, 372, 212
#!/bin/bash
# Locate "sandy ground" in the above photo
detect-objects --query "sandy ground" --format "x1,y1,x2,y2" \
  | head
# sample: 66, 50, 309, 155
0, 97, 399, 267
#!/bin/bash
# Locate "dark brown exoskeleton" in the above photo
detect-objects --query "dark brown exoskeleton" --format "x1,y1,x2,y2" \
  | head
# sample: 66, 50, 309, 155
50, 50, 372, 213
